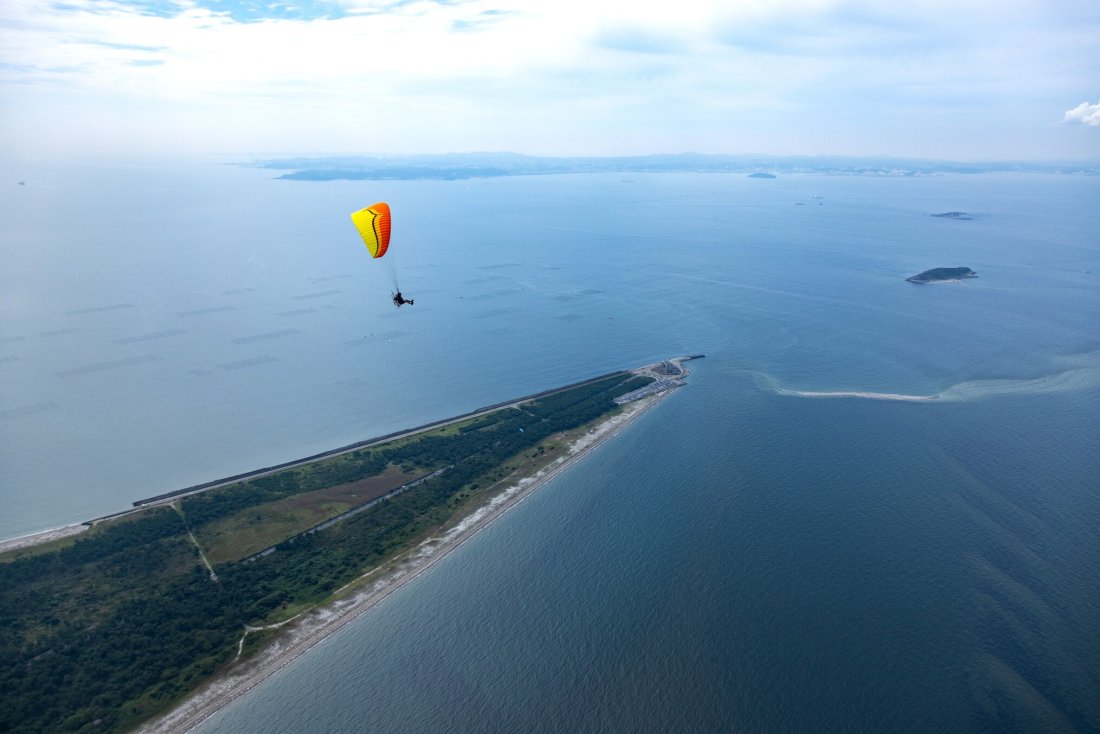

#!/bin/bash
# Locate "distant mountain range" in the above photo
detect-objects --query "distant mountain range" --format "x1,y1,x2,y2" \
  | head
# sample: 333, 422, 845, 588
254, 152, 1100, 181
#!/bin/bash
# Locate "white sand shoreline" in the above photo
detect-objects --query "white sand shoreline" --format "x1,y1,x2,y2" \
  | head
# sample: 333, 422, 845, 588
140, 373, 681, 734
0, 523, 89, 553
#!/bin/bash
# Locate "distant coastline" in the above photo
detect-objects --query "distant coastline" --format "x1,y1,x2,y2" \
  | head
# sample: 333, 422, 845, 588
253, 153, 1100, 182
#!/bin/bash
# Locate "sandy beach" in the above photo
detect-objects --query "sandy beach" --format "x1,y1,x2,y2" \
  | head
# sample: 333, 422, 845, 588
0, 523, 89, 554
139, 369, 682, 734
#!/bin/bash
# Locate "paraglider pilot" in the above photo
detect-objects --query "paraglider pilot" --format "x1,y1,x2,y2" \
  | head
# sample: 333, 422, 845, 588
393, 291, 414, 307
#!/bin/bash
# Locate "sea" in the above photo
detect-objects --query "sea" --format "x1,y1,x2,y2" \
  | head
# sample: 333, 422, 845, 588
1, 162, 1097, 732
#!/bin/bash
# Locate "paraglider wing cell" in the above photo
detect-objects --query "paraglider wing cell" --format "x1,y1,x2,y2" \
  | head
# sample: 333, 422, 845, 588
350, 202, 391, 258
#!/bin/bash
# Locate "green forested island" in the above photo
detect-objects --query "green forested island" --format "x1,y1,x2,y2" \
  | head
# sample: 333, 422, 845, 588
0, 370, 661, 734
906, 267, 978, 283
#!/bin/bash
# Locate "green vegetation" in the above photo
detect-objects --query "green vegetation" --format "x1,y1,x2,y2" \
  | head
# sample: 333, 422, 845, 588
906, 266, 977, 283
0, 371, 654, 733
193, 465, 417, 564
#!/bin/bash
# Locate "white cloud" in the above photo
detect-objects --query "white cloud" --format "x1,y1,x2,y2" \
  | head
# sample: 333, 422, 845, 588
1063, 101, 1100, 126
1, 0, 1099, 159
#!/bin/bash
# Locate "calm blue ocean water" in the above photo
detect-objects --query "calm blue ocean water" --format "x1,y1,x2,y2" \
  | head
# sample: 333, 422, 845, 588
2, 165, 1098, 730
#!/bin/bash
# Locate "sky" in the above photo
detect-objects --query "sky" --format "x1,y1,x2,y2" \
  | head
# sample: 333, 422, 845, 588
1, 0, 1098, 161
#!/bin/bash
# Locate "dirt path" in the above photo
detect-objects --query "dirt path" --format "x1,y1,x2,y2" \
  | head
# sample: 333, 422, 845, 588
171, 503, 218, 581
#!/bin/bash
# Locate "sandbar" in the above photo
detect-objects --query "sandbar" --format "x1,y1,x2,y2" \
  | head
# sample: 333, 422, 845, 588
779, 388, 939, 402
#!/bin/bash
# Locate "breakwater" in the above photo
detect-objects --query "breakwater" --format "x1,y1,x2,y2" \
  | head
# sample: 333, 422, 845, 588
131, 370, 628, 507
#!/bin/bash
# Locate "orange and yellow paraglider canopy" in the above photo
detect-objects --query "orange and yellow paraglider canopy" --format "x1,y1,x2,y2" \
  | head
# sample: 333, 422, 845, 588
350, 202, 391, 258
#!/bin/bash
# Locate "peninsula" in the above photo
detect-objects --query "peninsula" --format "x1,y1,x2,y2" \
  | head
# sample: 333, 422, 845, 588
906, 267, 977, 283
0, 357, 699, 734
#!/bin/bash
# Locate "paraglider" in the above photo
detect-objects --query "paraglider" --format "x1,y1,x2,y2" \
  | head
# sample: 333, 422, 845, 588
350, 201, 414, 307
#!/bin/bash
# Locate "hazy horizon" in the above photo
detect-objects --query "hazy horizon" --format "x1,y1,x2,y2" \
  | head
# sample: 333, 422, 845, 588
6, 150, 1099, 176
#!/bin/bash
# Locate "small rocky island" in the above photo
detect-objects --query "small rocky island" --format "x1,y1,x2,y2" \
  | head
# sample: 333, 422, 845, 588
906, 267, 978, 283
931, 211, 971, 220
748, 172, 776, 179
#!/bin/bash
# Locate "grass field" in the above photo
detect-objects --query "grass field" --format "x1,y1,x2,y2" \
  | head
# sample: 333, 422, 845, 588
196, 465, 418, 564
